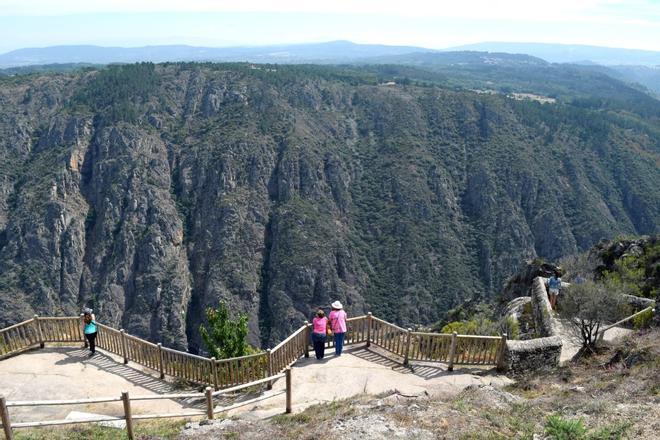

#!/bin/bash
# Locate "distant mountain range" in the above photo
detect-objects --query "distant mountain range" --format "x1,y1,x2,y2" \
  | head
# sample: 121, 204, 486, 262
1, 41, 659, 95
2, 41, 659, 68
449, 42, 660, 66
0, 41, 435, 68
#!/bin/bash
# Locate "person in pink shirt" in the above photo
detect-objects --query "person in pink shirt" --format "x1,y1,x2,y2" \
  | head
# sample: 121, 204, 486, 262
329, 301, 348, 356
311, 310, 329, 360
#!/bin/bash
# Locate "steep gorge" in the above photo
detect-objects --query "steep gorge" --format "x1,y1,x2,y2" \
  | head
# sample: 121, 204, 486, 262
0, 63, 658, 350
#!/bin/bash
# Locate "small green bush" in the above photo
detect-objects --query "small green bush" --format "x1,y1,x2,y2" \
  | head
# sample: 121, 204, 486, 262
501, 316, 520, 340
440, 316, 499, 336
544, 415, 587, 440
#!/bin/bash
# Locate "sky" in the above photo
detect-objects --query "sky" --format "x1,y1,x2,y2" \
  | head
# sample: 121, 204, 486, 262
0, 0, 659, 54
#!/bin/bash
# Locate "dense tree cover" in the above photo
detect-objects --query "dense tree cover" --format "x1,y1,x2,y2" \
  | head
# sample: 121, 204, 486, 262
72, 62, 160, 122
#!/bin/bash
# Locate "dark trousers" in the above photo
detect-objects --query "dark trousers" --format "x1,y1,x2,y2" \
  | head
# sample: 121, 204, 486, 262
85, 332, 97, 353
312, 332, 327, 359
334, 332, 345, 356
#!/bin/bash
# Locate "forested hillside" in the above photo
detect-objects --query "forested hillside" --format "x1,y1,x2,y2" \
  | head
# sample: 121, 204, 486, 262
0, 63, 658, 351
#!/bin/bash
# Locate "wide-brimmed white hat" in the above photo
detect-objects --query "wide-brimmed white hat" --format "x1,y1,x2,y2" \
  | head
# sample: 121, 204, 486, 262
331, 301, 343, 309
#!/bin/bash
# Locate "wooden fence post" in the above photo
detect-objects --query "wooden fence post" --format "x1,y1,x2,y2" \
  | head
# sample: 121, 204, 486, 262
266, 349, 273, 390
120, 330, 128, 364
205, 387, 214, 420
448, 332, 458, 372
403, 328, 412, 366
157, 343, 165, 379
366, 313, 372, 348
33, 315, 44, 349
0, 396, 13, 440
497, 333, 508, 371
285, 367, 292, 414
210, 357, 219, 390
303, 321, 310, 358
121, 391, 134, 440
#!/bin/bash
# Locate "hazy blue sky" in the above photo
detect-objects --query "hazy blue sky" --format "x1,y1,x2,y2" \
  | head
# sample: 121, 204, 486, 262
1, 0, 659, 53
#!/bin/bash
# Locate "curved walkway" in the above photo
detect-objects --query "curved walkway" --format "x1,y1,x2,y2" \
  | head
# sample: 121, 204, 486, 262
0, 344, 512, 424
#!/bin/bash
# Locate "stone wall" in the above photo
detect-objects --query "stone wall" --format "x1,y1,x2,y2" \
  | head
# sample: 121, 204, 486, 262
531, 277, 561, 337
503, 336, 563, 373
502, 276, 563, 373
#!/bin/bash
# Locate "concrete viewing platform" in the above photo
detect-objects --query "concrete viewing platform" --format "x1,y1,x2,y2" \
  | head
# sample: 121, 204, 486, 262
0, 344, 512, 424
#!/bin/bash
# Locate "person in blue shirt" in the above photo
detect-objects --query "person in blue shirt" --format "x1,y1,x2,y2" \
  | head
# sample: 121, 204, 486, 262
81, 308, 97, 356
547, 273, 562, 310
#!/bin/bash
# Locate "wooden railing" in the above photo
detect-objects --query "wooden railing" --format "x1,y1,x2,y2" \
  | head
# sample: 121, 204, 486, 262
1, 316, 81, 358
370, 316, 408, 358
454, 335, 505, 366
0, 369, 292, 440
215, 352, 268, 389
597, 306, 655, 342
38, 317, 82, 343
270, 325, 309, 374
408, 331, 452, 363
0, 319, 39, 358
0, 312, 509, 439
0, 313, 506, 390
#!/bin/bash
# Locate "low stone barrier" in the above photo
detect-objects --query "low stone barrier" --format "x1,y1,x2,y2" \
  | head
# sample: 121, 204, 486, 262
503, 335, 563, 373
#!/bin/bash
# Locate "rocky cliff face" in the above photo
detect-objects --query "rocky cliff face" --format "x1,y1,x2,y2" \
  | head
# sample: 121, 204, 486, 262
0, 64, 658, 350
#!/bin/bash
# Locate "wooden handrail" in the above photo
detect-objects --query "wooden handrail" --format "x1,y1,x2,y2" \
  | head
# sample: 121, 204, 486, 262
371, 316, 407, 332
409, 330, 452, 337
0, 371, 291, 439
597, 306, 655, 341
212, 373, 286, 397
346, 315, 368, 322
215, 351, 267, 363
0, 312, 514, 439
7, 397, 122, 407
11, 416, 126, 429
0, 312, 506, 392
160, 345, 211, 360
455, 334, 502, 340
124, 333, 157, 347
271, 325, 307, 352
0, 319, 35, 333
